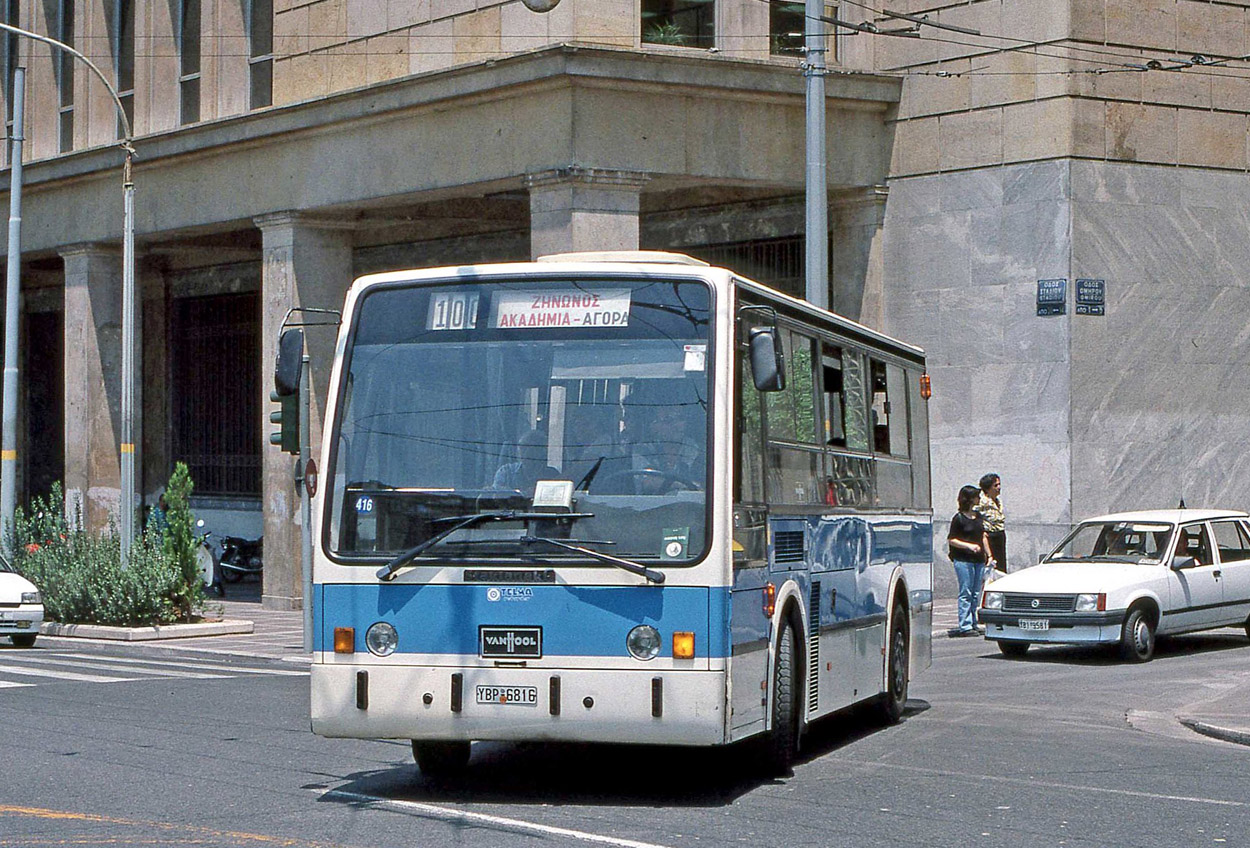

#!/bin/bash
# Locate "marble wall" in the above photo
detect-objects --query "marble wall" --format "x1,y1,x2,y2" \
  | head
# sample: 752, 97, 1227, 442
881, 159, 1250, 596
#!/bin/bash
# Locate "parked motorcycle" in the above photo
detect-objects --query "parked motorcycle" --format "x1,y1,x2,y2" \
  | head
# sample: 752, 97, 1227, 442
194, 520, 226, 597
220, 535, 263, 583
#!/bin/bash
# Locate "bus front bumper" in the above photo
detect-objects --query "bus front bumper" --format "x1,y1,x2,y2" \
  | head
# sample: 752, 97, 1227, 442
311, 662, 727, 745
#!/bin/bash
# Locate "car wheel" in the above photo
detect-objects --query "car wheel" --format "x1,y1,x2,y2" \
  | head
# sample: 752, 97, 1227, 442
763, 622, 799, 775
1120, 607, 1155, 663
875, 602, 909, 724
997, 641, 1029, 657
10, 633, 36, 648
412, 740, 471, 779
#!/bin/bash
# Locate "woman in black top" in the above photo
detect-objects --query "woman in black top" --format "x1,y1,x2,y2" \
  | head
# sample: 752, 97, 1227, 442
948, 484, 991, 636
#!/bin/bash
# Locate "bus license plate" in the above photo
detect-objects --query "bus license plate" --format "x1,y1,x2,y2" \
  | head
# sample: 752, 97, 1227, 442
1018, 618, 1049, 632
475, 685, 539, 706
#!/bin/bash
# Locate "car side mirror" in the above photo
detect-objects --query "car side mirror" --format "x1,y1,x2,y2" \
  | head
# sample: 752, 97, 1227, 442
748, 327, 786, 392
1037, 554, 1046, 564
1171, 555, 1197, 570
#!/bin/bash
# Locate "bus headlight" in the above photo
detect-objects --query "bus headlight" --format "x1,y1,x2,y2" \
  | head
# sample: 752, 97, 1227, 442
626, 625, 661, 661
365, 622, 398, 657
982, 591, 1004, 611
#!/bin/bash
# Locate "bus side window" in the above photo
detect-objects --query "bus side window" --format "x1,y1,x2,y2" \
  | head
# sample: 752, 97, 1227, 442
765, 330, 818, 444
821, 344, 846, 448
736, 346, 765, 504
869, 359, 910, 458
841, 350, 870, 452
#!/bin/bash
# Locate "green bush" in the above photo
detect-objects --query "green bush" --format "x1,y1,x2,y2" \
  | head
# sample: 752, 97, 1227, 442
6, 482, 205, 627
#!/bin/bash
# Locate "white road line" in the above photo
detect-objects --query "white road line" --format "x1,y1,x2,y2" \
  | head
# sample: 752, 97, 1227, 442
1, 656, 231, 679
0, 680, 34, 688
326, 790, 676, 848
0, 663, 130, 683
845, 759, 1247, 808
49, 653, 309, 676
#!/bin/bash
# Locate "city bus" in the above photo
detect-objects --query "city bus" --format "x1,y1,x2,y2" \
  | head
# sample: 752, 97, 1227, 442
307, 252, 933, 776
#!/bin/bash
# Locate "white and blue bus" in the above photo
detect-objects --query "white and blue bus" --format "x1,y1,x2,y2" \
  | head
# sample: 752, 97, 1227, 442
308, 252, 932, 776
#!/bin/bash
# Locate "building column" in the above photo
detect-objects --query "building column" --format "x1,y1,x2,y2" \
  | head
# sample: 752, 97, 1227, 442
255, 213, 354, 611
830, 185, 889, 327
525, 168, 650, 258
60, 245, 123, 532
140, 261, 169, 507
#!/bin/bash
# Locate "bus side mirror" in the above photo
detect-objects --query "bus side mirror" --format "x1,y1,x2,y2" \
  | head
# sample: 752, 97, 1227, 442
274, 328, 305, 396
748, 327, 786, 392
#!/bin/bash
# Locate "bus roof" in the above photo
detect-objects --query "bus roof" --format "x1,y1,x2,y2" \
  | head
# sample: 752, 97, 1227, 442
350, 255, 925, 363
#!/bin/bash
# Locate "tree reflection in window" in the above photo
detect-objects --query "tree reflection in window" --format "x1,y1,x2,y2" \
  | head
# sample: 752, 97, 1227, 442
642, 0, 714, 48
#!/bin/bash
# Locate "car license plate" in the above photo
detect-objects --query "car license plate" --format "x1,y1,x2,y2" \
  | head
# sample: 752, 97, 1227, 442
1018, 618, 1049, 632
475, 685, 538, 706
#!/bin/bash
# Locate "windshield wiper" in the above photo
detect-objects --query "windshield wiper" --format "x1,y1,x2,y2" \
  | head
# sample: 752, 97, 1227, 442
522, 535, 666, 584
575, 456, 605, 491
376, 510, 592, 581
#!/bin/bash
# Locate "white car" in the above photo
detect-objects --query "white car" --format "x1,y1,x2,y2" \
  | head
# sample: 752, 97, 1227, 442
0, 563, 43, 648
980, 509, 1250, 662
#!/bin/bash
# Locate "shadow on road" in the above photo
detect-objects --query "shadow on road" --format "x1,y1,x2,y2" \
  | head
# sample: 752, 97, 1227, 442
978, 630, 1250, 665
320, 699, 929, 808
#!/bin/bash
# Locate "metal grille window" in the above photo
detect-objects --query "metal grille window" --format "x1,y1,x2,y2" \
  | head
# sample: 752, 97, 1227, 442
171, 293, 261, 496
686, 237, 806, 300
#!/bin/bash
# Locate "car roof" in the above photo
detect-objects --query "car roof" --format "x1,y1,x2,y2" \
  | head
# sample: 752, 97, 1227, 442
1080, 509, 1249, 525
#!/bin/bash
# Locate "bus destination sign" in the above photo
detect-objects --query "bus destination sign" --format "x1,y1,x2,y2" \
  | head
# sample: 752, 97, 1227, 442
494, 290, 631, 329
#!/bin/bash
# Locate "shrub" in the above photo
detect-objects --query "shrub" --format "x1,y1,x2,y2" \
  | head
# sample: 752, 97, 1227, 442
6, 481, 205, 627
162, 462, 204, 619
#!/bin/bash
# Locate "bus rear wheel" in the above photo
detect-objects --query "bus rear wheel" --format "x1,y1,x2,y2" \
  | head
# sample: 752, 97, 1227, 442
875, 603, 909, 724
412, 740, 470, 778
763, 622, 799, 775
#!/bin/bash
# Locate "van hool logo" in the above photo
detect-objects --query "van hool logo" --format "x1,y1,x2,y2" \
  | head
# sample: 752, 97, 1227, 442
480, 626, 542, 658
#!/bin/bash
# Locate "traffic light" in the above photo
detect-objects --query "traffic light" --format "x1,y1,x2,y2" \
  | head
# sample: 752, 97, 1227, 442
270, 328, 304, 455
270, 389, 299, 454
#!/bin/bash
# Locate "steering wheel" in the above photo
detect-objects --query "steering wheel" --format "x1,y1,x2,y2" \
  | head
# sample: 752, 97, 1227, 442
594, 468, 698, 494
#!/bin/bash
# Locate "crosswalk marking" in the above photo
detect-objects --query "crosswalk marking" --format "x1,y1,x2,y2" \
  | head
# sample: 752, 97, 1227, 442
51, 652, 310, 677
0, 651, 309, 690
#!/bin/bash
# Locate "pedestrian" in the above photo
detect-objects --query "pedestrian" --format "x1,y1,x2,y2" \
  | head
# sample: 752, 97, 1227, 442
948, 484, 992, 637
147, 492, 169, 541
977, 472, 1006, 574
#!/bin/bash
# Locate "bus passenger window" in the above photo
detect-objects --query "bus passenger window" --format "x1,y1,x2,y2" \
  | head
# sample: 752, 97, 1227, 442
822, 345, 847, 448
841, 351, 870, 452
765, 331, 818, 444
869, 360, 910, 458
736, 348, 765, 503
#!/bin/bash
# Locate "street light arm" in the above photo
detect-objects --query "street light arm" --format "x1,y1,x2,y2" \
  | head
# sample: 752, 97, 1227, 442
0, 21, 133, 145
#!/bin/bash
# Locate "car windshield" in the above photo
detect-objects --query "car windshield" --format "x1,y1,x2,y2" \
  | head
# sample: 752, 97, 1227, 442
326, 276, 713, 565
1046, 521, 1174, 564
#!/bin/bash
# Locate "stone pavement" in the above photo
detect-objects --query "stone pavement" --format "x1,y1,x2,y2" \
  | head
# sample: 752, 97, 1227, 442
37, 589, 1250, 747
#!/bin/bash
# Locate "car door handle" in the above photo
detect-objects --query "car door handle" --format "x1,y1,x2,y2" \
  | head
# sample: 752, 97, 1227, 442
1213, 569, 1222, 578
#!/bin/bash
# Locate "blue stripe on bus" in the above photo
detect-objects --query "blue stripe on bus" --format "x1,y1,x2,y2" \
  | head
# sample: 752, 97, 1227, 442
315, 583, 729, 659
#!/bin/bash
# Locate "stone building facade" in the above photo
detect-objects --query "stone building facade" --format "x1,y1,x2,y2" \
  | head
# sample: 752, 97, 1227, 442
2, 0, 1248, 605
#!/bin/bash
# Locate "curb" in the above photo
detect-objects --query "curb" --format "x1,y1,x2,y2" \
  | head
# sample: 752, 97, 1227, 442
40, 619, 255, 642
1178, 717, 1250, 747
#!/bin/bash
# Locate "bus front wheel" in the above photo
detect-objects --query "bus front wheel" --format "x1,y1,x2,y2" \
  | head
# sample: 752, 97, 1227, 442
412, 740, 471, 778
763, 622, 799, 775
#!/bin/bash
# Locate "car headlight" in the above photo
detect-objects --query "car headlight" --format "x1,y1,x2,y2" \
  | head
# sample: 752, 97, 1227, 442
1075, 593, 1105, 612
21, 591, 40, 605
982, 591, 1003, 611
626, 625, 662, 661
365, 622, 398, 657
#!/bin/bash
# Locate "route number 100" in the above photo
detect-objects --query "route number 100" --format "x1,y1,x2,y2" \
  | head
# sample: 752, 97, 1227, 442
427, 292, 480, 331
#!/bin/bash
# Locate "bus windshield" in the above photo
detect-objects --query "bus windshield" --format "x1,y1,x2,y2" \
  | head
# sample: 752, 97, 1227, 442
327, 277, 713, 565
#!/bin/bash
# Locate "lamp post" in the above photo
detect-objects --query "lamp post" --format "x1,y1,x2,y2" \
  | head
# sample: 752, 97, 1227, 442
803, 0, 829, 311
0, 23, 137, 560
1, 66, 24, 556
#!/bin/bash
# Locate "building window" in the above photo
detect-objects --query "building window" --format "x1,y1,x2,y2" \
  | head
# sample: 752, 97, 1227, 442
179, 0, 201, 124
2, 0, 17, 161
170, 293, 262, 497
641, 0, 714, 48
248, 0, 273, 109
56, 0, 73, 152
770, 1, 803, 56
112, 0, 134, 137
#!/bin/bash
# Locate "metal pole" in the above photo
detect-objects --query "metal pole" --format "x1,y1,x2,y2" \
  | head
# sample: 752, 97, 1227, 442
299, 353, 313, 653
804, 0, 829, 311
119, 151, 136, 560
1, 67, 24, 553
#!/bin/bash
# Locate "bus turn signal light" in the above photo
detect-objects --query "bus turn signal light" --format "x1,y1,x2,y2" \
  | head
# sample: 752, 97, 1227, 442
763, 583, 776, 618
334, 627, 355, 653
672, 631, 695, 659
920, 373, 932, 399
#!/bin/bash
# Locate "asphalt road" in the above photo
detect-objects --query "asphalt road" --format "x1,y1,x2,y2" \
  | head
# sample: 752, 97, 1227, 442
1, 628, 1248, 848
